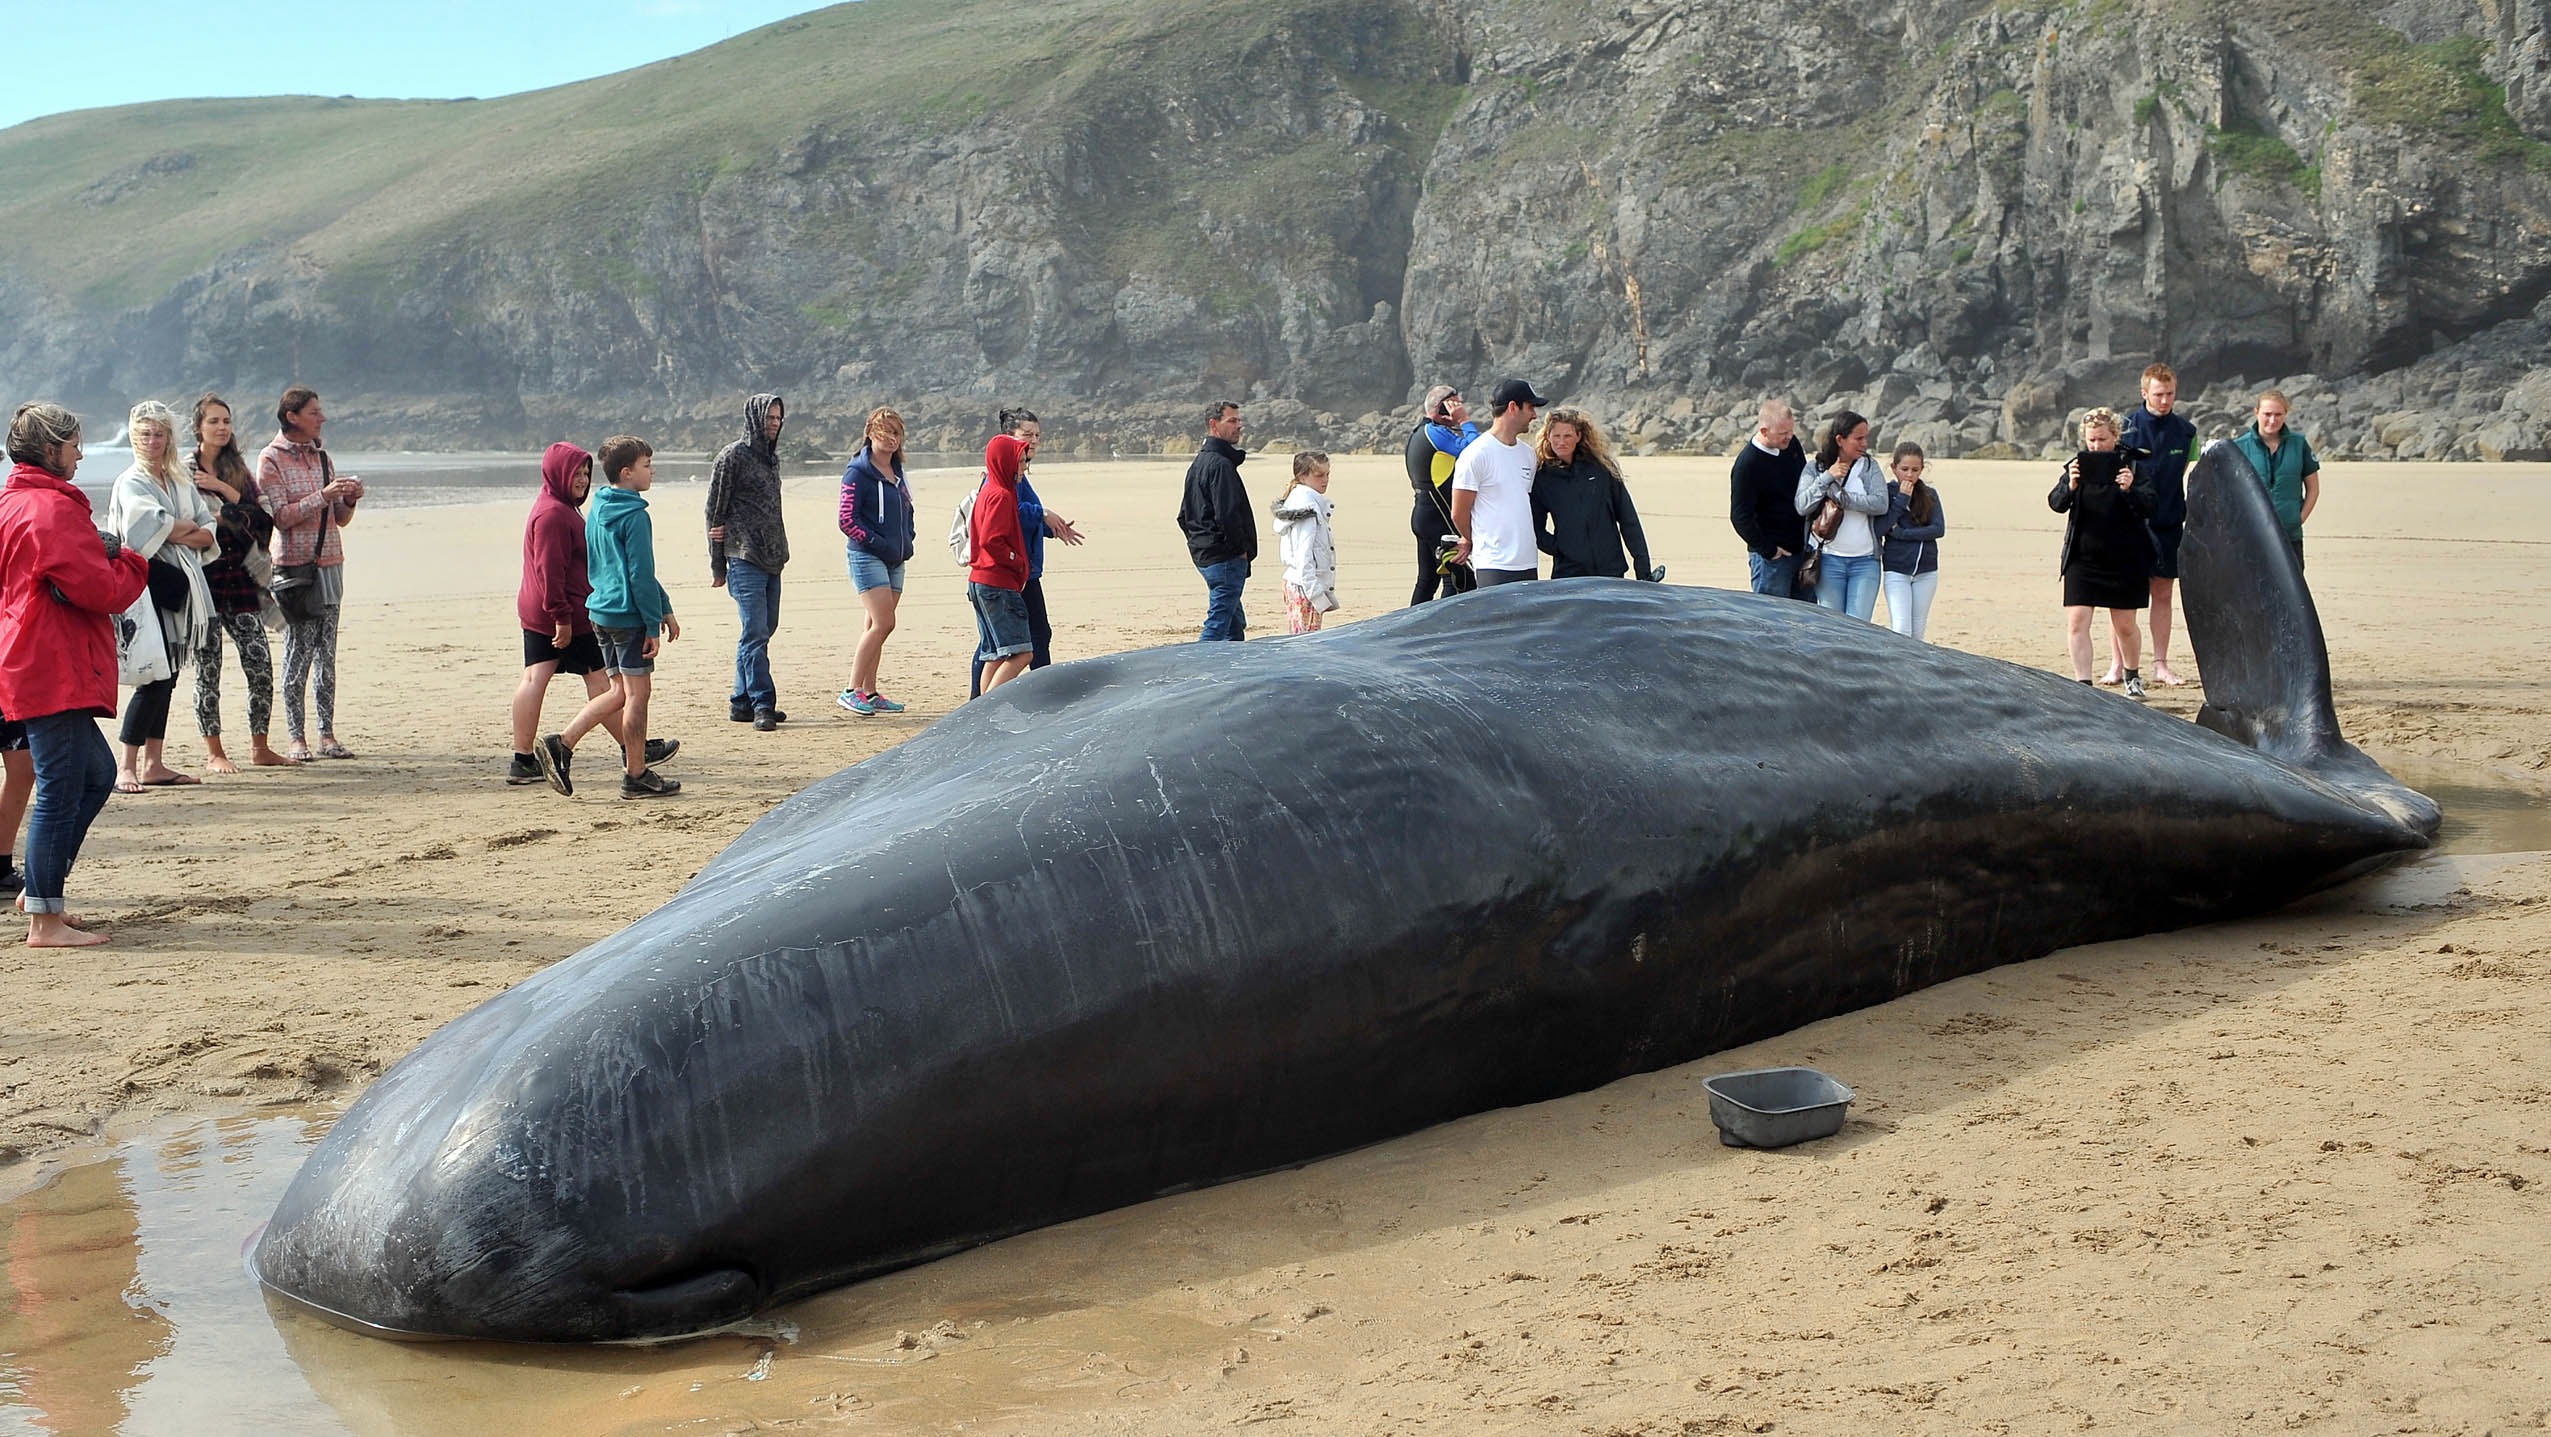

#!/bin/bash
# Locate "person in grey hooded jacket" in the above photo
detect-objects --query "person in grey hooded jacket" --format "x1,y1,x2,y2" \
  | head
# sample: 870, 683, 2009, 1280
707, 393, 790, 728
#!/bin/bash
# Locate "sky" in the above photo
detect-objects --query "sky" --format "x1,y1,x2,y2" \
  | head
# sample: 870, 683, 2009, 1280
0, 0, 837, 132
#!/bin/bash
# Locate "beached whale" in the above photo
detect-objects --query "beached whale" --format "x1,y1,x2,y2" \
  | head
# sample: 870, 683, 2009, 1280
253, 440, 2435, 1342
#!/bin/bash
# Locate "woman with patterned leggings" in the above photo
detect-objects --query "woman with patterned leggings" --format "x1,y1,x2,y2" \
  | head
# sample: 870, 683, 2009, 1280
256, 386, 363, 761
187, 394, 285, 771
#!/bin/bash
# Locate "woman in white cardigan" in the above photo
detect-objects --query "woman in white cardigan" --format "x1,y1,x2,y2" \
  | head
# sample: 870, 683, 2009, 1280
105, 399, 217, 790
1793, 409, 1892, 622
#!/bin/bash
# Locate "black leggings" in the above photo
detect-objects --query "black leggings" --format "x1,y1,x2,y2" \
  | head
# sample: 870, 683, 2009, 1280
1409, 496, 1476, 605
120, 675, 178, 746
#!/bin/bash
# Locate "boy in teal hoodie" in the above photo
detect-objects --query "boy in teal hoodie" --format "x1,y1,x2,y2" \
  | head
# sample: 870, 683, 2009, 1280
537, 436, 682, 799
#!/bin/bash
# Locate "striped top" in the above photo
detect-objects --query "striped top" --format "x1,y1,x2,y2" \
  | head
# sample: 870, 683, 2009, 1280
257, 435, 357, 568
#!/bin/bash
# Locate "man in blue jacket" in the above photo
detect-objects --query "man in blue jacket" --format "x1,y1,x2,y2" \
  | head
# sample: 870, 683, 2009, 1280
2121, 364, 2198, 686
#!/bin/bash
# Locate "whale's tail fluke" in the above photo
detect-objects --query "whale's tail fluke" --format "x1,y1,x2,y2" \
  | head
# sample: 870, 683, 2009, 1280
2180, 439, 2440, 839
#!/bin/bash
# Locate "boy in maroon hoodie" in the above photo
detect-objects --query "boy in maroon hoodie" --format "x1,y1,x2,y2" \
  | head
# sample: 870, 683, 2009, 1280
507, 443, 675, 783
967, 434, 1035, 695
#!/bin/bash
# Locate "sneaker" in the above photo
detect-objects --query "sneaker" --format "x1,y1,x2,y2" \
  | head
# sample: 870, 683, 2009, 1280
866, 691, 906, 713
839, 688, 878, 717
505, 752, 543, 786
0, 865, 22, 898
535, 734, 574, 796
2124, 671, 2147, 701
621, 767, 682, 800
620, 737, 681, 766
729, 701, 754, 723
754, 708, 780, 732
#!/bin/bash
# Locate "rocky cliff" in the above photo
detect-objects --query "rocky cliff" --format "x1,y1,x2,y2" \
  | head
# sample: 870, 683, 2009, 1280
2, 0, 2547, 459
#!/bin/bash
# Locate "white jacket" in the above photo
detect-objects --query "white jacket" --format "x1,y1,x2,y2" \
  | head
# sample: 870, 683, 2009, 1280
1270, 483, 1337, 611
108, 462, 217, 661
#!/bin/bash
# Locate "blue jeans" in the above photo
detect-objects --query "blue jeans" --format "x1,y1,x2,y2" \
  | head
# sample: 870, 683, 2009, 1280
1814, 551, 1882, 621
725, 560, 781, 711
22, 712, 116, 916
1198, 558, 1249, 642
1748, 550, 1811, 601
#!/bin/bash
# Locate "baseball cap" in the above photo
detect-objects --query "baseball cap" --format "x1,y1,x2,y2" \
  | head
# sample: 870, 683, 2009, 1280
1490, 378, 1552, 412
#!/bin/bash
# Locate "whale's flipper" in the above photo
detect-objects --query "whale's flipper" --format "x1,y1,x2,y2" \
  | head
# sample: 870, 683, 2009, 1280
2181, 439, 2440, 838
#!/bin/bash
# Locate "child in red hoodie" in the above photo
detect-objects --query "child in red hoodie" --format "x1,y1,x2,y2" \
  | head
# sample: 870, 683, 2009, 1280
967, 435, 1034, 694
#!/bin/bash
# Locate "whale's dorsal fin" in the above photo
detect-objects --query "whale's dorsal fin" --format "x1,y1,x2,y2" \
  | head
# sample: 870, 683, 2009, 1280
2181, 439, 2439, 837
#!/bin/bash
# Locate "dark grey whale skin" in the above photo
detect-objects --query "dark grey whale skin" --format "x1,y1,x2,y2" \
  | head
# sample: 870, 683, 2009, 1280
253, 469, 2434, 1343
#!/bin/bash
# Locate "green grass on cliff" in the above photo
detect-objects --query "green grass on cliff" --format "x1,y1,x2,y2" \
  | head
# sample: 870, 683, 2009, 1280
0, 0, 1463, 312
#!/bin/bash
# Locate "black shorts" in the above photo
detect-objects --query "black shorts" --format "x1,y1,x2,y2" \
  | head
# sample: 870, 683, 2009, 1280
523, 627, 605, 676
2064, 565, 2150, 611
2147, 523, 2183, 580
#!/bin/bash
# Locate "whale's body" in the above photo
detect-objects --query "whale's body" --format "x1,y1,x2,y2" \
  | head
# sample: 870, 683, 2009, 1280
255, 442, 2435, 1341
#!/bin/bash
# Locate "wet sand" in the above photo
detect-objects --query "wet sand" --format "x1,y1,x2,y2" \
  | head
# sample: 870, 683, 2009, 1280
1, 455, 2547, 1434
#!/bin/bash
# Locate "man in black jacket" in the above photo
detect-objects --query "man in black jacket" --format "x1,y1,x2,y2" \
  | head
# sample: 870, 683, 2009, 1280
1176, 401, 1254, 641
1728, 398, 1811, 600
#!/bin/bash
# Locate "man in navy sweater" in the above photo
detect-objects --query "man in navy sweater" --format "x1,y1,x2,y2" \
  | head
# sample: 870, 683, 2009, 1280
1729, 399, 1811, 600
2121, 363, 2198, 686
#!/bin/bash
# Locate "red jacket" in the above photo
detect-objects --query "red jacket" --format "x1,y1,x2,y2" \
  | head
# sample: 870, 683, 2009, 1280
0, 463, 151, 721
967, 435, 1029, 591
517, 442, 594, 635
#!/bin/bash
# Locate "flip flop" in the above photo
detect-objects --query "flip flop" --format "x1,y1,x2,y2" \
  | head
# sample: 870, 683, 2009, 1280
315, 741, 356, 760
141, 774, 201, 787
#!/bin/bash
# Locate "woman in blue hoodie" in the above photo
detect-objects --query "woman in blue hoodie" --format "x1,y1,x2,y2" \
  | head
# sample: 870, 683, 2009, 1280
838, 407, 917, 716
1873, 442, 1946, 641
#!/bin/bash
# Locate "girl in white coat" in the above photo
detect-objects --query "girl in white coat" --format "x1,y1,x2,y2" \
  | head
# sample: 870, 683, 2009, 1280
1271, 451, 1339, 634
106, 399, 217, 790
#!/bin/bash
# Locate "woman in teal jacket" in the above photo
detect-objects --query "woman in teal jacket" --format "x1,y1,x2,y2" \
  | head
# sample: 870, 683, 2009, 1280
2230, 389, 2319, 567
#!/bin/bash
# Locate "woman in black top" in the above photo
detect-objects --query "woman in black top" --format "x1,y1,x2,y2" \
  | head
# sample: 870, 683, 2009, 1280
187, 394, 284, 772
1530, 407, 1656, 581
2048, 407, 2157, 698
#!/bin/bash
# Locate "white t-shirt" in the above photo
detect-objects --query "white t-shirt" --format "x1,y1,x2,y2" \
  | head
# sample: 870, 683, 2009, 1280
1451, 432, 1539, 573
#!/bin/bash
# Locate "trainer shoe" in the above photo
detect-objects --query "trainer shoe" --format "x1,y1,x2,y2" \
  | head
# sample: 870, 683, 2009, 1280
2123, 671, 2147, 701
535, 734, 574, 796
839, 688, 878, 717
505, 752, 543, 786
620, 737, 681, 766
867, 691, 907, 713
621, 767, 681, 800
754, 708, 780, 732
729, 701, 754, 723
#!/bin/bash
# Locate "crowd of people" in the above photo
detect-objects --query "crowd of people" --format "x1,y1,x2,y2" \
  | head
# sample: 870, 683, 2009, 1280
0, 361, 2324, 947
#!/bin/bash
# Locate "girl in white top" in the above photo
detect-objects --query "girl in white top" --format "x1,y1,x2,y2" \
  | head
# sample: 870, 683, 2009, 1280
105, 399, 218, 790
1271, 451, 1339, 633
1793, 409, 1891, 622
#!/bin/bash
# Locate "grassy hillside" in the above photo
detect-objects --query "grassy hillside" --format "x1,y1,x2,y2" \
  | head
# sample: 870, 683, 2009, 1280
0, 0, 1444, 311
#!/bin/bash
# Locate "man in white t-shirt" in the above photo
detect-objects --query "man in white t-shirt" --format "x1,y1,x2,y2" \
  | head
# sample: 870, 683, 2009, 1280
1450, 377, 1551, 587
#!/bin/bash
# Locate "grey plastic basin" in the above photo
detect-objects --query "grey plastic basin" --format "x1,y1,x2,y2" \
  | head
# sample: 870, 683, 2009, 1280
1703, 1066, 1855, 1149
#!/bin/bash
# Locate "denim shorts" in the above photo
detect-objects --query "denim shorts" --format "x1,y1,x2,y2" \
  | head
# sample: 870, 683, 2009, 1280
969, 582, 1033, 661
593, 624, 654, 677
847, 547, 905, 595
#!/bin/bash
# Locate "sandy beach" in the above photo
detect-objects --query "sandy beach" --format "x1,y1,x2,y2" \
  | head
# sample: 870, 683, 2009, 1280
2, 451, 2548, 1434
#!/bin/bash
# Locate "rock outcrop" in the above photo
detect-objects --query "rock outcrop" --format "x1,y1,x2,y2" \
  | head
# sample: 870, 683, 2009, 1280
0, 0, 2546, 458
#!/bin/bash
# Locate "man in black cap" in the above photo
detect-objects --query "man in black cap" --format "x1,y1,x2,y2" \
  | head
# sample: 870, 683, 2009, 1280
1449, 378, 1550, 587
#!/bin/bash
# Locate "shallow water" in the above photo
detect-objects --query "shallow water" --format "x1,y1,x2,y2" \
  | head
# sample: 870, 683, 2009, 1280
2370, 754, 2551, 855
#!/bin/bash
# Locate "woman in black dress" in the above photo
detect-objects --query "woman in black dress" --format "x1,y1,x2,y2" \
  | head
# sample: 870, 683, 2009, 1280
2049, 407, 2157, 699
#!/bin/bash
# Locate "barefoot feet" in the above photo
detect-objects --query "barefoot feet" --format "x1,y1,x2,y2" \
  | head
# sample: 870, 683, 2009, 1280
2152, 663, 2189, 687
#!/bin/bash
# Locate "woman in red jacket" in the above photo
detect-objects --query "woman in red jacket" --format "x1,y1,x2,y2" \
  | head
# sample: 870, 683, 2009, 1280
0, 403, 151, 947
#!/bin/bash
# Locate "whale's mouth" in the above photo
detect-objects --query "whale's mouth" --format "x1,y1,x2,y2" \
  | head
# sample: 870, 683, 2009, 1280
606, 1262, 765, 1342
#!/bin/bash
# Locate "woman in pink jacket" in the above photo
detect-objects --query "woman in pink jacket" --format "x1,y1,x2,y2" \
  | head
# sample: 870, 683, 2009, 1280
0, 403, 151, 947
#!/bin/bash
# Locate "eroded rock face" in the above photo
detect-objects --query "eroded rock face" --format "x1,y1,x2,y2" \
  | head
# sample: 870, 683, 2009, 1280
3, 0, 2549, 458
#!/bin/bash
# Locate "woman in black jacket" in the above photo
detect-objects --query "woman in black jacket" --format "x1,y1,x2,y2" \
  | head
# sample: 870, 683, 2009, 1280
1530, 408, 1657, 582
2048, 407, 2158, 698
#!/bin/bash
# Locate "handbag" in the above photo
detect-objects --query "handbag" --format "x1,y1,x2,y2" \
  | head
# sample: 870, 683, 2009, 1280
116, 588, 173, 687
1810, 497, 1845, 544
1797, 546, 1822, 591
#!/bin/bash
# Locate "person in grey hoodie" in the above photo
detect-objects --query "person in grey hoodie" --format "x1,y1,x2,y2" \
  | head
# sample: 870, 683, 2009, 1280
706, 393, 790, 729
